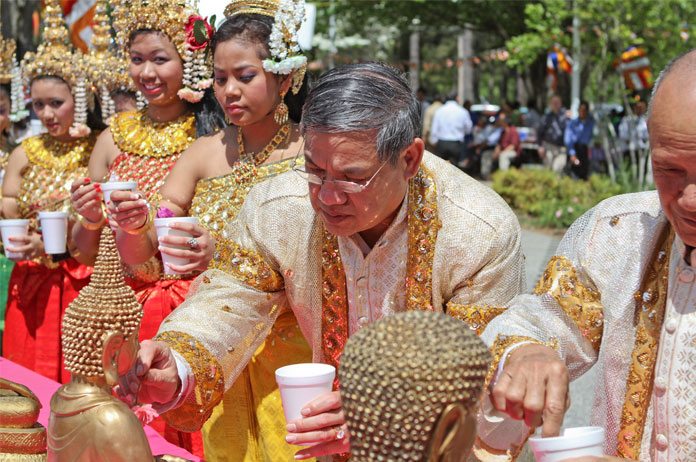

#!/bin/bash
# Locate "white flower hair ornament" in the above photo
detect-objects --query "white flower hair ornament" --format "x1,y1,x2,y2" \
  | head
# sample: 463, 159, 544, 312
262, 0, 307, 95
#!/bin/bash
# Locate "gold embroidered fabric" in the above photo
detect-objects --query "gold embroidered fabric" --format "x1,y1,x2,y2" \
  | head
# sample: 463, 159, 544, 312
446, 303, 506, 335
616, 228, 672, 459
210, 242, 284, 292
17, 134, 97, 218
157, 330, 225, 433
156, 153, 525, 462
109, 112, 193, 281
190, 157, 298, 239
110, 109, 195, 158
534, 256, 605, 352
478, 191, 675, 459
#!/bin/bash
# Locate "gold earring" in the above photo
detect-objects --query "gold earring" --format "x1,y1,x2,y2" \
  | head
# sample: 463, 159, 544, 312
274, 90, 289, 125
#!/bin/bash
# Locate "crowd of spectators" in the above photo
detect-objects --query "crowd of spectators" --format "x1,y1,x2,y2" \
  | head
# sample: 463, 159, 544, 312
420, 88, 649, 181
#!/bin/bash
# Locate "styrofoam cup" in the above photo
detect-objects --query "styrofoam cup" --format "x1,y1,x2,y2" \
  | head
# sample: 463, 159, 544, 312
529, 426, 605, 462
100, 181, 137, 205
0, 219, 30, 259
154, 217, 199, 275
275, 363, 335, 423
38, 211, 68, 254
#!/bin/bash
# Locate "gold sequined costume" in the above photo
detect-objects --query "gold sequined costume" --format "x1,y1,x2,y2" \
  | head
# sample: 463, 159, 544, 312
154, 152, 525, 461
477, 191, 696, 462
2, 133, 97, 384
189, 157, 312, 462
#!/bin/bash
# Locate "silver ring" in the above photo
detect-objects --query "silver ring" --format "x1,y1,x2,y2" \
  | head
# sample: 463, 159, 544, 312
335, 427, 345, 440
187, 237, 200, 249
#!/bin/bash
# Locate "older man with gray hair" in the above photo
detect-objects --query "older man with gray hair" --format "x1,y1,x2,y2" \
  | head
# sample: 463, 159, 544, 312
119, 62, 524, 460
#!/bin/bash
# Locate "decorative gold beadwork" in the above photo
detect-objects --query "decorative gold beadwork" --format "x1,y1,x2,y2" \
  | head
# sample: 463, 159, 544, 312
61, 228, 143, 377
321, 167, 442, 389
210, 241, 284, 292
110, 109, 195, 159
237, 123, 290, 165
339, 311, 491, 462
156, 330, 225, 433
446, 303, 507, 335
17, 134, 97, 220
616, 228, 673, 460
534, 256, 605, 352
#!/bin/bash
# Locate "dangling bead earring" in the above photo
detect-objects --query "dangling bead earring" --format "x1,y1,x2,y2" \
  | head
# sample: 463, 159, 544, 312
274, 90, 289, 125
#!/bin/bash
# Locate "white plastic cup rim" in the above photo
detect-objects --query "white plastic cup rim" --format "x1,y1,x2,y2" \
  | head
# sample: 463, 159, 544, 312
275, 363, 336, 386
38, 211, 68, 219
528, 426, 605, 452
0, 219, 30, 226
154, 217, 200, 228
100, 181, 138, 191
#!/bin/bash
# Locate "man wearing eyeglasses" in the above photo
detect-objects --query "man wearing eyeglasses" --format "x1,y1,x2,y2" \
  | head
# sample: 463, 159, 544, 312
119, 62, 525, 461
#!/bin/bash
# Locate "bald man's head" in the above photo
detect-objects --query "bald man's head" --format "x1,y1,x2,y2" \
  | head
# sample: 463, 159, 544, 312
649, 48, 696, 247
648, 48, 696, 118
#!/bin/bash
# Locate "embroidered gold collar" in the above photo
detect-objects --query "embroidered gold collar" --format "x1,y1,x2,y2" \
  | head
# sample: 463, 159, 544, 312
22, 133, 96, 171
321, 166, 442, 381
110, 109, 195, 158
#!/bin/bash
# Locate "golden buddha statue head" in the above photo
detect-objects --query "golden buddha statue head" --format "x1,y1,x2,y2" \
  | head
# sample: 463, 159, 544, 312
338, 311, 492, 462
61, 227, 143, 385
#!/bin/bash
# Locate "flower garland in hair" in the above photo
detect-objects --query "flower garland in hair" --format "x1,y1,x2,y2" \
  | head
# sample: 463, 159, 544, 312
9, 60, 29, 122
68, 77, 91, 138
263, 0, 307, 79
178, 15, 216, 103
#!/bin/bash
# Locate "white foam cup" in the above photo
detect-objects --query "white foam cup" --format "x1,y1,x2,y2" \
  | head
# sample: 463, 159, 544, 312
100, 181, 137, 206
529, 426, 605, 462
0, 219, 30, 259
275, 363, 336, 423
38, 211, 68, 254
154, 217, 200, 275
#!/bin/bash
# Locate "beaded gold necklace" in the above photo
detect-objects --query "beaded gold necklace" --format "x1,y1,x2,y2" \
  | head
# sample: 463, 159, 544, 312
110, 108, 195, 158
22, 133, 95, 171
237, 123, 291, 165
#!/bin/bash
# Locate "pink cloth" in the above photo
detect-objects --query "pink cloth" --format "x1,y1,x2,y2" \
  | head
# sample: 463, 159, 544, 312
0, 357, 201, 461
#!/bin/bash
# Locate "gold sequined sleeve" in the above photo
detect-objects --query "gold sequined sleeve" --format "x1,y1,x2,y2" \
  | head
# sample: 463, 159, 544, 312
155, 256, 286, 431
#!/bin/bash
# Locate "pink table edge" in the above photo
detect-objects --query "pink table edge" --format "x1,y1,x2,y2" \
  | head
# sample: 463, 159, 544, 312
0, 357, 201, 461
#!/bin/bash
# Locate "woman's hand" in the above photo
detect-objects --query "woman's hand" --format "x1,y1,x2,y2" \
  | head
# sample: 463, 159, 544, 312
70, 178, 104, 224
108, 190, 149, 232
6, 231, 45, 261
158, 223, 216, 273
285, 391, 350, 460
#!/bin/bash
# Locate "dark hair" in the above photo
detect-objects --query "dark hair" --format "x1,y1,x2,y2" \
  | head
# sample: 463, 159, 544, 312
0, 83, 9, 101
31, 75, 106, 132
301, 62, 420, 165
210, 14, 307, 123
128, 29, 225, 137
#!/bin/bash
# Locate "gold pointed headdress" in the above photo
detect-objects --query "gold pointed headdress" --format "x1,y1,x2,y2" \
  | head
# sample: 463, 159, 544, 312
21, 0, 91, 136
0, 27, 16, 84
62, 228, 143, 378
87, 0, 136, 120
114, 0, 213, 103
21, 0, 84, 89
224, 0, 306, 93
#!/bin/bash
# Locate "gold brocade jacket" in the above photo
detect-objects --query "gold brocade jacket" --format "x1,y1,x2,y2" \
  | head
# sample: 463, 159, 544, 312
477, 191, 692, 462
17, 134, 96, 219
155, 153, 525, 441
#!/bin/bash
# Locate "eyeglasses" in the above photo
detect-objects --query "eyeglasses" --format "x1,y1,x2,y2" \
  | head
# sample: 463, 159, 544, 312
292, 153, 387, 195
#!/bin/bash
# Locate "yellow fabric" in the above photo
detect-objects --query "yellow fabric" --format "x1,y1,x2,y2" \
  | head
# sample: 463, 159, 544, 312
202, 311, 311, 462
188, 158, 313, 462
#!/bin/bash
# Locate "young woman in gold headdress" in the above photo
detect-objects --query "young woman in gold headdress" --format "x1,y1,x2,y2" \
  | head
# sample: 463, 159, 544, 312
69, 0, 222, 456
1, 0, 102, 383
107, 2, 312, 460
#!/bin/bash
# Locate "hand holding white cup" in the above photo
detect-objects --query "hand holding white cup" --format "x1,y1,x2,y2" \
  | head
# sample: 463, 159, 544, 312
275, 363, 336, 423
154, 217, 201, 275
529, 426, 605, 462
0, 219, 30, 260
38, 211, 68, 254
